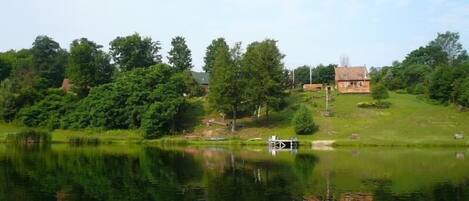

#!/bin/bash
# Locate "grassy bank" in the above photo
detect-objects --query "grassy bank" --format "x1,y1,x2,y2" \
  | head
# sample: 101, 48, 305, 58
162, 90, 469, 147
0, 91, 468, 147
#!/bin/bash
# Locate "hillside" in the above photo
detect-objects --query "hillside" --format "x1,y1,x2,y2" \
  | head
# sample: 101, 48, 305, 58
182, 90, 469, 146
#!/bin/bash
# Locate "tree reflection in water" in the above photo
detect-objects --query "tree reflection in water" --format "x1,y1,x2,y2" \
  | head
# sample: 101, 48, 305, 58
0, 145, 468, 201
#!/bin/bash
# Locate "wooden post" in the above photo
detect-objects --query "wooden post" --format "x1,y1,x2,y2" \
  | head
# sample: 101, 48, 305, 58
325, 87, 329, 114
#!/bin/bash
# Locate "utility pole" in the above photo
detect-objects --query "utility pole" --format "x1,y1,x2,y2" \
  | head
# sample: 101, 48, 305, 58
309, 66, 312, 84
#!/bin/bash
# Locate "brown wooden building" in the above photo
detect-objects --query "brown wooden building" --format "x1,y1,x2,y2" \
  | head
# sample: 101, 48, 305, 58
303, 84, 323, 92
335, 66, 370, 93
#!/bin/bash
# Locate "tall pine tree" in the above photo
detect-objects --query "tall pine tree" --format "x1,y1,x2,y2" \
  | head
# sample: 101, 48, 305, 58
203, 38, 229, 74
167, 36, 193, 72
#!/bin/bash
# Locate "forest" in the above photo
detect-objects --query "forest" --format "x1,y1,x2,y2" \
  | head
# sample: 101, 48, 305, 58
0, 31, 468, 139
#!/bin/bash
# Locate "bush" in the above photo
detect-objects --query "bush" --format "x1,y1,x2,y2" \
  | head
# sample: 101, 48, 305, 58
357, 101, 391, 109
6, 129, 51, 144
292, 105, 317, 135
17, 94, 77, 129
371, 84, 389, 102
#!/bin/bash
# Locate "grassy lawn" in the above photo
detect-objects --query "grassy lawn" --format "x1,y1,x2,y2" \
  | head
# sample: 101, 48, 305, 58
172, 90, 469, 146
1, 91, 468, 146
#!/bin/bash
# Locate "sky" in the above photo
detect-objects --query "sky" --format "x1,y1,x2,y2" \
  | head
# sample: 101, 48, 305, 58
1, 0, 469, 71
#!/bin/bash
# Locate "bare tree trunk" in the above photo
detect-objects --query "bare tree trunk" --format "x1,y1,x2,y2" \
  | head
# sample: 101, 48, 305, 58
256, 105, 261, 119
231, 106, 237, 132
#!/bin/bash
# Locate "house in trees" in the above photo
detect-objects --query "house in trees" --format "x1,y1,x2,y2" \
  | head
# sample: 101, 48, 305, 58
191, 71, 209, 90
335, 66, 370, 93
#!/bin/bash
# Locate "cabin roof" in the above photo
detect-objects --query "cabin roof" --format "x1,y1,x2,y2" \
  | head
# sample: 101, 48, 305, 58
191, 71, 209, 85
335, 66, 370, 81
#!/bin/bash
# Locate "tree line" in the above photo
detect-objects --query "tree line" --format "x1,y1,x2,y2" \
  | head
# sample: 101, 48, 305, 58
0, 34, 290, 137
0, 33, 198, 138
370, 31, 469, 108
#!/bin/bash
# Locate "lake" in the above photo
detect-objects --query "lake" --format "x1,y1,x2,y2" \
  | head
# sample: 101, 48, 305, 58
0, 144, 468, 201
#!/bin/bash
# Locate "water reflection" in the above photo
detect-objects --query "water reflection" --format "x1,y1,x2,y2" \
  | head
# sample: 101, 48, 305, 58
0, 145, 467, 201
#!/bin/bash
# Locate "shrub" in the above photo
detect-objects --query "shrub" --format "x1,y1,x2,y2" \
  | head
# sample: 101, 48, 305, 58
6, 129, 51, 144
357, 101, 391, 109
292, 105, 317, 135
371, 84, 389, 102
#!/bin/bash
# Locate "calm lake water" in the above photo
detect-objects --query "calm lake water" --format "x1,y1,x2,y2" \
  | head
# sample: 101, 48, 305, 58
0, 145, 468, 201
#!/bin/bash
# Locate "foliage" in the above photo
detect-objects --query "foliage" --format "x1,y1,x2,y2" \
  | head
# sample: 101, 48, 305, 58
208, 42, 244, 132
203, 38, 229, 74
427, 66, 455, 103
292, 105, 317, 135
429, 31, 468, 64
68, 38, 115, 97
17, 92, 77, 129
109, 33, 162, 71
369, 31, 469, 108
0, 55, 12, 82
292, 65, 311, 86
455, 77, 469, 108
6, 129, 51, 144
292, 64, 336, 87
167, 36, 193, 72
63, 64, 186, 138
371, 84, 389, 102
357, 101, 391, 109
242, 39, 287, 117
31, 35, 68, 89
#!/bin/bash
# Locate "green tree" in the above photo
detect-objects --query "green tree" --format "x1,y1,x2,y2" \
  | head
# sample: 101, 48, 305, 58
429, 31, 468, 64
167, 36, 193, 72
203, 38, 229, 74
242, 39, 286, 118
314, 64, 336, 84
292, 105, 317, 135
63, 64, 186, 137
293, 65, 311, 86
0, 54, 13, 82
371, 84, 389, 102
68, 38, 114, 97
428, 66, 455, 103
31, 35, 68, 89
109, 33, 162, 71
208, 42, 245, 132
402, 45, 448, 67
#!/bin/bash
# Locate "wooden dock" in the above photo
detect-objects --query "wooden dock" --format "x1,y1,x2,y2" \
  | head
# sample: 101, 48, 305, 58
268, 136, 299, 150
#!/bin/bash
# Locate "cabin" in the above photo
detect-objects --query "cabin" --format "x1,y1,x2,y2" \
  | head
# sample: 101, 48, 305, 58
335, 66, 370, 93
191, 71, 209, 91
303, 84, 323, 92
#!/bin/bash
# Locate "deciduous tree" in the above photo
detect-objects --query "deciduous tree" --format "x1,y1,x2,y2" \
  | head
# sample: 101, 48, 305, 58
109, 33, 162, 71
68, 38, 114, 97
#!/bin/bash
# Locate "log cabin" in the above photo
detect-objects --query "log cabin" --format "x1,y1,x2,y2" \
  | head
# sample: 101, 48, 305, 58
335, 66, 370, 93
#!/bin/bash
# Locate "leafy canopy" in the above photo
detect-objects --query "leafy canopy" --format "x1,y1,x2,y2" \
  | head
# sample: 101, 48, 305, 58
110, 33, 162, 71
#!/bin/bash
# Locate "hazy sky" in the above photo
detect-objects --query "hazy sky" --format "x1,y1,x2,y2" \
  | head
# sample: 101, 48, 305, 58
1, 0, 468, 71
